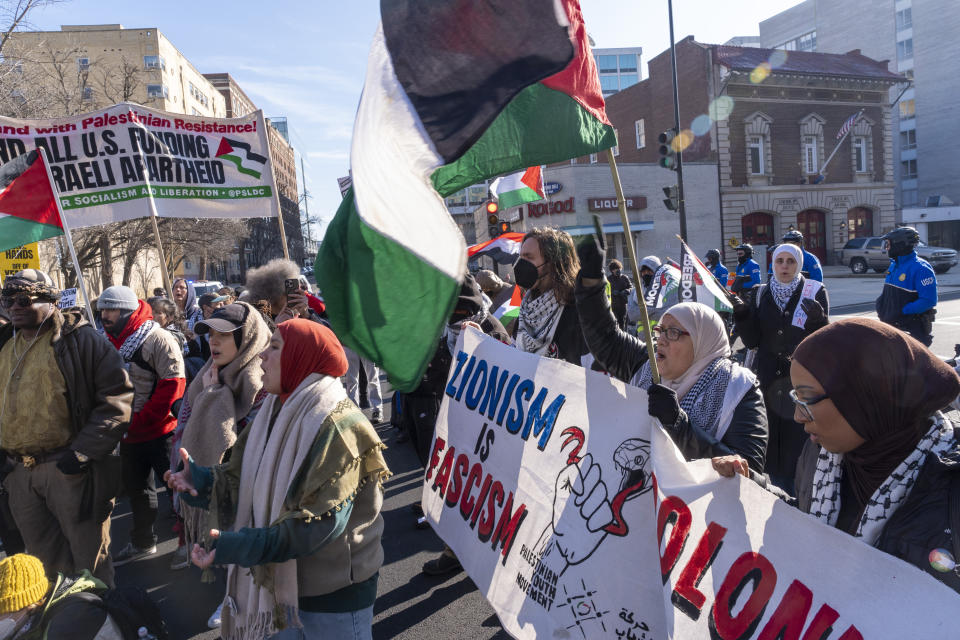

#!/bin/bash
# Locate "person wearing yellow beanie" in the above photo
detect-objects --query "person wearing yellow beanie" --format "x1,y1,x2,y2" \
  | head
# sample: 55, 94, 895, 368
0, 554, 48, 615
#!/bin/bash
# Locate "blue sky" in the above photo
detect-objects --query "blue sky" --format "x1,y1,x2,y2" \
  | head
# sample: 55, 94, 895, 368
31, 0, 802, 240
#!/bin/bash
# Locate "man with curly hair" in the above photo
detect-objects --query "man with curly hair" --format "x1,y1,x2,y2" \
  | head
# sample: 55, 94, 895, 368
0, 270, 132, 586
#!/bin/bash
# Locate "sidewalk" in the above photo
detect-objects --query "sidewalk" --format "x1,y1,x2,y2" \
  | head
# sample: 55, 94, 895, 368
820, 264, 960, 310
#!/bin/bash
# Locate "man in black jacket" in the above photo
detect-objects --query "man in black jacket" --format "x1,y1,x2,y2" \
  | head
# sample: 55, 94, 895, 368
607, 260, 633, 330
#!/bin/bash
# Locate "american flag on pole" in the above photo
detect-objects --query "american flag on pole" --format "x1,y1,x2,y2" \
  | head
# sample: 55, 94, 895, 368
836, 111, 861, 140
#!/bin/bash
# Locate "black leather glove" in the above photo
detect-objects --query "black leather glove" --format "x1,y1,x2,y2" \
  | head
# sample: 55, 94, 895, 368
57, 450, 89, 475
731, 295, 750, 321
648, 383, 681, 427
801, 298, 826, 327
576, 232, 606, 280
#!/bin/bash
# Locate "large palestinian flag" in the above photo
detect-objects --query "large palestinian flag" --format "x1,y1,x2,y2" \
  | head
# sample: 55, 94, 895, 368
316, 0, 617, 391
0, 150, 63, 252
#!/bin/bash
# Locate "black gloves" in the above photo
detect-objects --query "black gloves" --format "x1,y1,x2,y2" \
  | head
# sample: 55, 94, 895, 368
576, 231, 606, 280
57, 450, 89, 475
801, 298, 826, 328
648, 383, 681, 427
731, 295, 750, 321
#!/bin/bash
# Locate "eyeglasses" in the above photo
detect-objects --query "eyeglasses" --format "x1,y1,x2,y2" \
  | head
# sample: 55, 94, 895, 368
789, 388, 830, 421
0, 294, 38, 309
652, 325, 690, 342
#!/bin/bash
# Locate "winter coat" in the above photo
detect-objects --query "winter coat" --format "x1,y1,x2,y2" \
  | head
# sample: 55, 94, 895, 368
734, 279, 829, 482
575, 276, 768, 472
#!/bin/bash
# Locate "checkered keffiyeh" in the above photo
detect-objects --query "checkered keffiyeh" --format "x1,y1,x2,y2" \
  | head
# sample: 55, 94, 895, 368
809, 412, 955, 545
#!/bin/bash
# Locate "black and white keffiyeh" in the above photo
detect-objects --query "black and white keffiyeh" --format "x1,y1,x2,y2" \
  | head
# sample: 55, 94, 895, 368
515, 290, 563, 356
633, 357, 733, 437
809, 412, 955, 545
769, 275, 801, 311
443, 307, 488, 354
106, 319, 158, 363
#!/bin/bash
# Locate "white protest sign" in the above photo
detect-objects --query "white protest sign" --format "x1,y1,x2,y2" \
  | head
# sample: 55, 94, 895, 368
58, 287, 77, 308
428, 329, 960, 639
0, 102, 278, 229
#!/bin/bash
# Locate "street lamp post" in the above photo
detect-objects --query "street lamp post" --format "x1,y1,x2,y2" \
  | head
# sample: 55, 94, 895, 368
666, 0, 688, 242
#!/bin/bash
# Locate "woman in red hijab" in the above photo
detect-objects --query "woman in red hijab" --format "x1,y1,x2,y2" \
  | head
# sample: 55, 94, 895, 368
168, 319, 391, 639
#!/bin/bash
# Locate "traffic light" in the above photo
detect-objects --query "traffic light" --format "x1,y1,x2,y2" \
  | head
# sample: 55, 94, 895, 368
663, 185, 680, 211
486, 201, 500, 237
658, 129, 679, 171
497, 220, 511, 234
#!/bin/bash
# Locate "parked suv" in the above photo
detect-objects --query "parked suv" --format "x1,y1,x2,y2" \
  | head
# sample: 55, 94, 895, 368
839, 237, 958, 274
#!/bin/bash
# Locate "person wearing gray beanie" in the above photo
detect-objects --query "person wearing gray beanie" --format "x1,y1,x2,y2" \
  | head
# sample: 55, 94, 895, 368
97, 286, 139, 312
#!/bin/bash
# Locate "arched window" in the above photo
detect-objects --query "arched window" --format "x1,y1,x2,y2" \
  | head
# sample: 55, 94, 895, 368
799, 113, 826, 176
743, 112, 773, 185
741, 212, 775, 246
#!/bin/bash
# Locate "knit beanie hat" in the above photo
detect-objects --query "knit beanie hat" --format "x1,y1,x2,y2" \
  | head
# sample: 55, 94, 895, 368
98, 285, 139, 311
0, 554, 49, 614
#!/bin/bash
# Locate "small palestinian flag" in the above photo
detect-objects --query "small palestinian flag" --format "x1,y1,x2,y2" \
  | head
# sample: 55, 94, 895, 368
678, 237, 733, 312
492, 284, 523, 328
467, 232, 525, 265
490, 167, 545, 210
316, 0, 616, 390
0, 150, 63, 252
215, 138, 267, 179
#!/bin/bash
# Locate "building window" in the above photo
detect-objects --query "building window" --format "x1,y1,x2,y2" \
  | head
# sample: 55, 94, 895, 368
797, 31, 816, 51
618, 54, 637, 72
76, 57, 90, 72
595, 54, 617, 73
635, 119, 645, 149
896, 8, 912, 31
897, 38, 913, 60
899, 99, 916, 120
146, 84, 169, 99
612, 128, 619, 156
589, 153, 597, 164
82, 86, 93, 102
900, 128, 917, 149
143, 55, 165, 70
902, 189, 919, 207
599, 75, 619, 93
748, 136, 764, 174
853, 136, 868, 172
619, 73, 638, 89
803, 136, 818, 174
901, 158, 918, 179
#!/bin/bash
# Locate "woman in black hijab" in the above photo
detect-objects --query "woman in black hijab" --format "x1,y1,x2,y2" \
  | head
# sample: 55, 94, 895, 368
714, 317, 960, 592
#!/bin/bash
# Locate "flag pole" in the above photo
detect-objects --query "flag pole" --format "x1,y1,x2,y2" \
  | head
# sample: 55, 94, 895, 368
148, 213, 173, 299
39, 148, 97, 327
606, 149, 659, 383
817, 109, 864, 181
259, 111, 291, 261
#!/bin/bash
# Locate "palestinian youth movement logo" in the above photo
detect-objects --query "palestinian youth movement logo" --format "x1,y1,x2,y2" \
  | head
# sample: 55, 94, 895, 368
215, 138, 267, 179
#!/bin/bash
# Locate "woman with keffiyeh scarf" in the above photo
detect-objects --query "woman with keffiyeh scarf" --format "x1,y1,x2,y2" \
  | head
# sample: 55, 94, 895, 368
733, 243, 830, 492
167, 319, 389, 640
714, 317, 960, 594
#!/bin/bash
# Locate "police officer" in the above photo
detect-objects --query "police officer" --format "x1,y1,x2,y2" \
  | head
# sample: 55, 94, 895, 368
876, 226, 937, 346
732, 243, 761, 302
767, 230, 823, 281
705, 249, 729, 287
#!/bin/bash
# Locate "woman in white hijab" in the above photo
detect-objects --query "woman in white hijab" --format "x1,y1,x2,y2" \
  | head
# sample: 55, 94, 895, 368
732, 243, 829, 492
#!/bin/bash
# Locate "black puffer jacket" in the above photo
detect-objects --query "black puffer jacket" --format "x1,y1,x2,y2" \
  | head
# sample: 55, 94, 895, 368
575, 276, 768, 472
759, 427, 960, 594
735, 280, 829, 484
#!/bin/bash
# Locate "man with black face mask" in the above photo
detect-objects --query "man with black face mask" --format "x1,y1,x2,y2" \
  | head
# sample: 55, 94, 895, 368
512, 227, 588, 365
876, 226, 937, 346
607, 260, 632, 330
98, 286, 185, 567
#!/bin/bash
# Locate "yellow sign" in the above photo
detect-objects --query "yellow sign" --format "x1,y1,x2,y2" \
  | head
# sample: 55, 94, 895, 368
728, 236, 740, 248
0, 243, 40, 284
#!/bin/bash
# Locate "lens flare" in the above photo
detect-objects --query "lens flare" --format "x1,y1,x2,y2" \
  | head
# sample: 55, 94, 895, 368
750, 62, 771, 84
708, 96, 735, 121
672, 129, 695, 152
691, 114, 713, 136
768, 49, 788, 68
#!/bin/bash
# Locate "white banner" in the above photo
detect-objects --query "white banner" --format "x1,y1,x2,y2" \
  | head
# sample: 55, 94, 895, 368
426, 330, 960, 639
0, 102, 278, 229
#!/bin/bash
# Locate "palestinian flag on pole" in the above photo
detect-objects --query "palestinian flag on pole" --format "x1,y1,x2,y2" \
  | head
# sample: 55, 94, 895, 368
467, 232, 525, 265
316, 0, 616, 391
490, 167, 545, 210
215, 138, 267, 179
0, 150, 63, 252
492, 284, 523, 328
678, 237, 733, 312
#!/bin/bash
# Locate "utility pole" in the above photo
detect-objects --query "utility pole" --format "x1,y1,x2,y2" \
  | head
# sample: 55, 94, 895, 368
300, 155, 313, 248
667, 0, 688, 242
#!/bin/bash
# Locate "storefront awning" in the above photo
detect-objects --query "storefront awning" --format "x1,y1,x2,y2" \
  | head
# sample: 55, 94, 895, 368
562, 221, 654, 236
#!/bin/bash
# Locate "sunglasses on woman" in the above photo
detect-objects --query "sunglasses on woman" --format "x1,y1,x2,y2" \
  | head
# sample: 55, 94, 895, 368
652, 325, 690, 342
789, 388, 830, 421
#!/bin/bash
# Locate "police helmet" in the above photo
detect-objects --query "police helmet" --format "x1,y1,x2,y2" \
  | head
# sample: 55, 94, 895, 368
882, 226, 920, 258
735, 243, 753, 259
705, 249, 721, 263
782, 229, 804, 245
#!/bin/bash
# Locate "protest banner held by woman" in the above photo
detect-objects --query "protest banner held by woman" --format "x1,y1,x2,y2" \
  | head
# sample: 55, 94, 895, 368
733, 243, 829, 491
714, 317, 960, 593
575, 232, 767, 472
513, 227, 589, 365
167, 319, 390, 639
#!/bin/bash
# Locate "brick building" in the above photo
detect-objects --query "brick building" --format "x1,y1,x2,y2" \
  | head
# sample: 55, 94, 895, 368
591, 37, 907, 267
